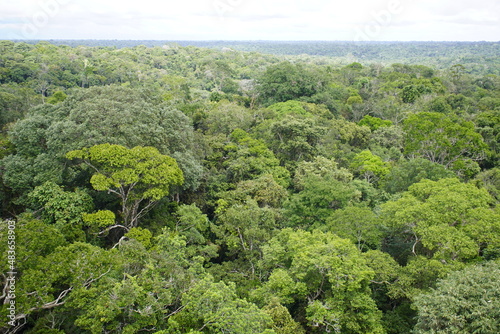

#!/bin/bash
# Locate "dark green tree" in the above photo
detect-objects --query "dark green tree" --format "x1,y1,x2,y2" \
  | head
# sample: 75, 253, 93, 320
414, 260, 500, 334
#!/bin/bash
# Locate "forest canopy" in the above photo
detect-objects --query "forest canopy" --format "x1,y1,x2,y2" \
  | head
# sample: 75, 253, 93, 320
1, 40, 499, 333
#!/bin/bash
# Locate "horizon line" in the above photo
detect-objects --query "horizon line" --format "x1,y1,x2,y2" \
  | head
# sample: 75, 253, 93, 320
3, 39, 500, 43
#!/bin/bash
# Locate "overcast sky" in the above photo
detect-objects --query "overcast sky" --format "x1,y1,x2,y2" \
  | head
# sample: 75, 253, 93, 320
1, 0, 499, 41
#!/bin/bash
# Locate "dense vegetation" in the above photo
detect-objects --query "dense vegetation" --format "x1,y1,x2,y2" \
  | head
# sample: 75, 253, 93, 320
1, 40, 499, 333
16, 40, 500, 74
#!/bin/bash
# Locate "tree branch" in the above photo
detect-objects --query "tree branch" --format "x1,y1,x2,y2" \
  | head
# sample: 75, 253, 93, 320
98, 224, 129, 235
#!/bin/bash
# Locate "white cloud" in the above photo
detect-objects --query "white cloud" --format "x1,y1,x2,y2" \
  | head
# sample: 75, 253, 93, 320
0, 0, 498, 40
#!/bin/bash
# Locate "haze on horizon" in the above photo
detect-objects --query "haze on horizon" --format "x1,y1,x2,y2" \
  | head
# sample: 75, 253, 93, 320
1, 0, 499, 42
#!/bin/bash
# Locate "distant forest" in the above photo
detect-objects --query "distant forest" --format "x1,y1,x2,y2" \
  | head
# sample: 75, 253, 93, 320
14, 40, 500, 73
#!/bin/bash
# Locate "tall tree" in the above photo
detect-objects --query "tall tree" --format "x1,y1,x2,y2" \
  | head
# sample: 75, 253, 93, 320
254, 229, 384, 334
403, 112, 489, 177
67, 144, 184, 230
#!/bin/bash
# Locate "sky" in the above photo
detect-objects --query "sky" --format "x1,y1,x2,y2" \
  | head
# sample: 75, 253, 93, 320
0, 0, 499, 41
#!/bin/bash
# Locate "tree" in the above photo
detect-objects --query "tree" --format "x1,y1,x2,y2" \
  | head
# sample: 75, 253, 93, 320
63, 229, 206, 334
1, 239, 118, 333
474, 167, 500, 202
257, 62, 326, 105
2, 86, 202, 197
475, 110, 500, 166
28, 181, 94, 242
284, 174, 361, 228
350, 150, 390, 183
168, 275, 274, 333
267, 100, 310, 118
223, 129, 290, 187
203, 101, 255, 135
381, 158, 455, 194
325, 206, 383, 251
403, 112, 489, 177
368, 126, 404, 162
211, 198, 282, 292
67, 144, 184, 230
254, 229, 384, 334
293, 156, 353, 191
220, 174, 288, 208
414, 260, 500, 334
267, 115, 325, 167
263, 299, 305, 334
381, 178, 499, 263
358, 115, 393, 131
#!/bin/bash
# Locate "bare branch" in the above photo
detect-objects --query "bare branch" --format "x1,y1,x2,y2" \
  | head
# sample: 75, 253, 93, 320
98, 224, 129, 235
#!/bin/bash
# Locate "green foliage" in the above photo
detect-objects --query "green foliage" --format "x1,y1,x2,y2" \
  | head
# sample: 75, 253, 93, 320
203, 101, 254, 135
7, 241, 120, 329
285, 174, 361, 227
257, 62, 326, 105
358, 115, 393, 131
475, 109, 500, 166
0, 132, 15, 159
474, 167, 500, 202
425, 96, 452, 113
67, 144, 184, 229
368, 126, 404, 162
46, 91, 67, 104
327, 117, 371, 149
124, 227, 153, 248
403, 112, 489, 177
213, 199, 280, 264
382, 178, 499, 263
267, 115, 325, 167
346, 95, 363, 105
263, 299, 305, 334
169, 275, 274, 333
414, 260, 500, 333
0, 215, 67, 272
382, 158, 456, 194
224, 129, 290, 187
28, 181, 94, 241
2, 40, 500, 333
83, 210, 116, 228
267, 100, 310, 117
3, 85, 202, 195
401, 85, 420, 103
255, 229, 384, 334
173, 203, 216, 260
325, 206, 383, 251
350, 150, 391, 183
293, 156, 353, 190
221, 174, 288, 208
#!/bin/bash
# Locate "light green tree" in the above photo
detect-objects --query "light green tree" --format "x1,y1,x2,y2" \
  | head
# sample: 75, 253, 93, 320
67, 144, 184, 230
350, 150, 391, 183
168, 275, 274, 333
253, 229, 384, 334
381, 158, 455, 194
382, 178, 499, 263
223, 129, 290, 187
293, 156, 353, 191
